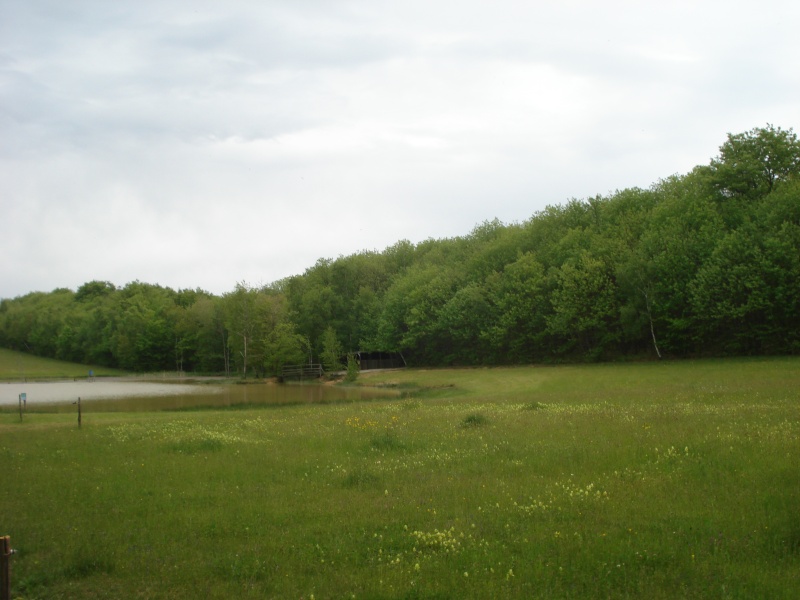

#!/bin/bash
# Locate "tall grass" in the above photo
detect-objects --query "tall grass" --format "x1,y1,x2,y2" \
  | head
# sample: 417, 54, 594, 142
1, 357, 799, 598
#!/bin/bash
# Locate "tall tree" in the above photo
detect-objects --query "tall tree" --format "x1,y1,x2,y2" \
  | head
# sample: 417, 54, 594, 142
111, 282, 176, 371
706, 124, 800, 202
320, 326, 344, 372
638, 172, 726, 355
546, 251, 620, 359
263, 322, 307, 376
485, 252, 550, 363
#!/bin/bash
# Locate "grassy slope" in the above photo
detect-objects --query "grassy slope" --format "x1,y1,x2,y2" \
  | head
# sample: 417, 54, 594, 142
0, 348, 125, 380
1, 357, 799, 599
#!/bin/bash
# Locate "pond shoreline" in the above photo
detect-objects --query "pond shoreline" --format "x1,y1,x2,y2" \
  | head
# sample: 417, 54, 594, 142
0, 379, 219, 405
0, 376, 397, 410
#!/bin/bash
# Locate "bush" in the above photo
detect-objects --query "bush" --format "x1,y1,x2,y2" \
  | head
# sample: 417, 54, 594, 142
461, 412, 489, 427
344, 353, 360, 382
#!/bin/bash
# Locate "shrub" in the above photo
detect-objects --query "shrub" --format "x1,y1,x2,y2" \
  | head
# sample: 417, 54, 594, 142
461, 412, 489, 427
344, 353, 360, 382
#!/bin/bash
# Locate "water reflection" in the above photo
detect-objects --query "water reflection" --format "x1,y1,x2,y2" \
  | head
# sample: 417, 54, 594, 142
21, 382, 399, 413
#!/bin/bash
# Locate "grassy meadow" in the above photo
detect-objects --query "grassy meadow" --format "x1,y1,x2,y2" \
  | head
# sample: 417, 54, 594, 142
0, 348, 125, 381
1, 356, 799, 598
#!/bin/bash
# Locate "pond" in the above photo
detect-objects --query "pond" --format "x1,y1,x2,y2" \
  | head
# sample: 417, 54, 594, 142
0, 379, 400, 412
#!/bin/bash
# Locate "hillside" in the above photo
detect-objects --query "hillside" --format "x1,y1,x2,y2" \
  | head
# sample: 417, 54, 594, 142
1, 125, 798, 371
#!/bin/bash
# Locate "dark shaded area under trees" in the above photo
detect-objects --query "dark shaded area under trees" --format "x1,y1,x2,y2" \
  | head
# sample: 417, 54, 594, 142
1, 125, 798, 373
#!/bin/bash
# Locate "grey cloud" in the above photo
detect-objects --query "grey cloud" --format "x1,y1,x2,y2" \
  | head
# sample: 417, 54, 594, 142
1, 0, 798, 298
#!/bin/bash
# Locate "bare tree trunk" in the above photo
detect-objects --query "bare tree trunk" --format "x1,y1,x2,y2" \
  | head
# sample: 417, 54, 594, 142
240, 334, 248, 379
222, 331, 230, 376
642, 289, 661, 359
175, 336, 183, 374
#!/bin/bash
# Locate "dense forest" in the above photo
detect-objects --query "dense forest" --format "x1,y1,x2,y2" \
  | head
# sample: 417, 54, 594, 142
2, 125, 798, 374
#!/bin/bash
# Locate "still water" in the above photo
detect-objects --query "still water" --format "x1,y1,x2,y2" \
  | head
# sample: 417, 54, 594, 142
0, 379, 399, 412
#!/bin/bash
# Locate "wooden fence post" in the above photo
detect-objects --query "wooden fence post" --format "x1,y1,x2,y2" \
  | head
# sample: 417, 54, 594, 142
1, 535, 12, 600
72, 397, 82, 428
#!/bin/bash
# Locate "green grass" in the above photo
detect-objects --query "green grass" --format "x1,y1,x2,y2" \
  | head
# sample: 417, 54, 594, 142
0, 348, 125, 381
2, 357, 799, 598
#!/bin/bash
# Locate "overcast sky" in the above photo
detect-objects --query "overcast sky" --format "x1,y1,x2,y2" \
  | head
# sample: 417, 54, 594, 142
2, 1, 798, 299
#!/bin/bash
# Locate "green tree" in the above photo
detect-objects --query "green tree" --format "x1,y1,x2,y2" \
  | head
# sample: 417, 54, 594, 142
72, 292, 117, 366
376, 264, 462, 364
320, 326, 344, 372
638, 173, 726, 355
223, 283, 290, 378
598, 187, 662, 357
263, 322, 307, 376
180, 296, 226, 373
690, 179, 800, 355
485, 252, 550, 362
706, 124, 800, 202
689, 225, 774, 353
75, 280, 116, 303
547, 251, 620, 360
111, 282, 176, 371
223, 283, 260, 378
435, 283, 494, 364
344, 352, 360, 382
283, 260, 339, 355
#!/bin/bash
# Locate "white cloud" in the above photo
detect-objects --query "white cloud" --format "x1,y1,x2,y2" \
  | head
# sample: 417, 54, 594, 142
1, 0, 798, 297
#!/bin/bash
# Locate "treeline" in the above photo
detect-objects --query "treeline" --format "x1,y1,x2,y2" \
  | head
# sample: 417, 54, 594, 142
0, 281, 305, 377
1, 125, 798, 373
